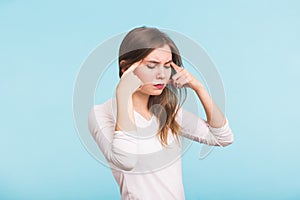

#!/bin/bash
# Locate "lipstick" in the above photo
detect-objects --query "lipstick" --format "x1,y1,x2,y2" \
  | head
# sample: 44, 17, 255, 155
153, 84, 164, 89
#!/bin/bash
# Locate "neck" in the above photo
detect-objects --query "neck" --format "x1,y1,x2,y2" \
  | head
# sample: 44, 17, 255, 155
132, 91, 150, 112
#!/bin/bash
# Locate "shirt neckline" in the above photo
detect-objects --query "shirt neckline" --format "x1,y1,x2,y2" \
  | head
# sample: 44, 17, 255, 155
134, 110, 155, 123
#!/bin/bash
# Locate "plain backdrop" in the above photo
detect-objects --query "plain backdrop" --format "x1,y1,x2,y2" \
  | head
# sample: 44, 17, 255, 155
1, 0, 299, 199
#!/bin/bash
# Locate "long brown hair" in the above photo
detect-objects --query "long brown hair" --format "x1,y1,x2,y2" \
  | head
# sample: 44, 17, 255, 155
118, 26, 187, 146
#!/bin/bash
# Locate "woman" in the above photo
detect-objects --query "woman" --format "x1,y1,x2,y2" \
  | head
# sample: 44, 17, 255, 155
88, 26, 234, 200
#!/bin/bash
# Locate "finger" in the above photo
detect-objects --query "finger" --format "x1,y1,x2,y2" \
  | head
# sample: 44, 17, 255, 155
166, 79, 177, 88
176, 76, 188, 87
167, 79, 173, 84
178, 76, 187, 83
172, 71, 183, 82
122, 60, 142, 76
170, 62, 183, 73
171, 79, 178, 88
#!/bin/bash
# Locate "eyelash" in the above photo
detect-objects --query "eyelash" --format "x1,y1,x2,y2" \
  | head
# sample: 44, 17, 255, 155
146, 65, 171, 69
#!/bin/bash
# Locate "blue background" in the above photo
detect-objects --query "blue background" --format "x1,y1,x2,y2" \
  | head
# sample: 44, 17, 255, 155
1, 0, 299, 199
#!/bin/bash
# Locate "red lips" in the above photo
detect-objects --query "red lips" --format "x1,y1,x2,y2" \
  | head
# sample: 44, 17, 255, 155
154, 84, 164, 89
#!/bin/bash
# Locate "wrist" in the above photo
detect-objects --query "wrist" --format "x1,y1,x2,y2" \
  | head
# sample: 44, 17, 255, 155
116, 86, 133, 98
192, 81, 205, 92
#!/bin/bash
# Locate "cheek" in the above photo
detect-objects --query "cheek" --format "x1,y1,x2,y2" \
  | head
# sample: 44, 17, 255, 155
135, 68, 172, 84
134, 68, 156, 84
166, 68, 172, 79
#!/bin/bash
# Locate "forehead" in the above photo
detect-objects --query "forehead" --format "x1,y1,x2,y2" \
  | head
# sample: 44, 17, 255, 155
144, 45, 172, 62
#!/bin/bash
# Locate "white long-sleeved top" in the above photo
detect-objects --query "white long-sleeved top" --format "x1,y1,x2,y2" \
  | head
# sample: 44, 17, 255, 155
88, 98, 233, 200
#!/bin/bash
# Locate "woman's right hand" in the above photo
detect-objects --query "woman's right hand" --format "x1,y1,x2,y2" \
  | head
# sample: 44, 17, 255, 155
115, 61, 143, 132
116, 61, 143, 96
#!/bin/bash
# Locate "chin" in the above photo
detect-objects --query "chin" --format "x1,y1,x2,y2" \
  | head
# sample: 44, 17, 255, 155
149, 90, 164, 96
139, 88, 165, 96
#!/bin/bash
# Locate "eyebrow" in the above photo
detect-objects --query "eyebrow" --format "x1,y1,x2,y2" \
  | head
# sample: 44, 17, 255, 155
145, 60, 172, 65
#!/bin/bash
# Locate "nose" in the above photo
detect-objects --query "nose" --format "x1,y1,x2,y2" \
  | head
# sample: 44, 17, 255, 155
156, 66, 166, 79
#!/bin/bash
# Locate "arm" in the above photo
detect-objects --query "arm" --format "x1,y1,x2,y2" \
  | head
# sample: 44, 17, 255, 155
177, 107, 233, 147
88, 104, 139, 171
194, 83, 226, 128
88, 61, 143, 171
115, 61, 143, 132
170, 62, 234, 146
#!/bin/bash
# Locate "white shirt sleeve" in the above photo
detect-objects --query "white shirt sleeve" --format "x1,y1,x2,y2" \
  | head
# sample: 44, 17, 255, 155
176, 107, 234, 147
88, 104, 139, 171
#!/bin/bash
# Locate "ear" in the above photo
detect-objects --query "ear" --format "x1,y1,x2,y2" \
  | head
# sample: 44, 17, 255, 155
120, 60, 126, 65
120, 60, 126, 73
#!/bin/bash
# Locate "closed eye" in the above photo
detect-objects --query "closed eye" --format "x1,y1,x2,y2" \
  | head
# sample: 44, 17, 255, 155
146, 65, 156, 69
146, 64, 171, 69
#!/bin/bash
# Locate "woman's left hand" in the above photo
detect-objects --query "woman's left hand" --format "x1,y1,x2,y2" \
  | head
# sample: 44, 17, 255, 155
170, 62, 202, 90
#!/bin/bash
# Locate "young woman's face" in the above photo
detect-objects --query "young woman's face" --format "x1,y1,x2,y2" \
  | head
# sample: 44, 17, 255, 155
134, 44, 172, 96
